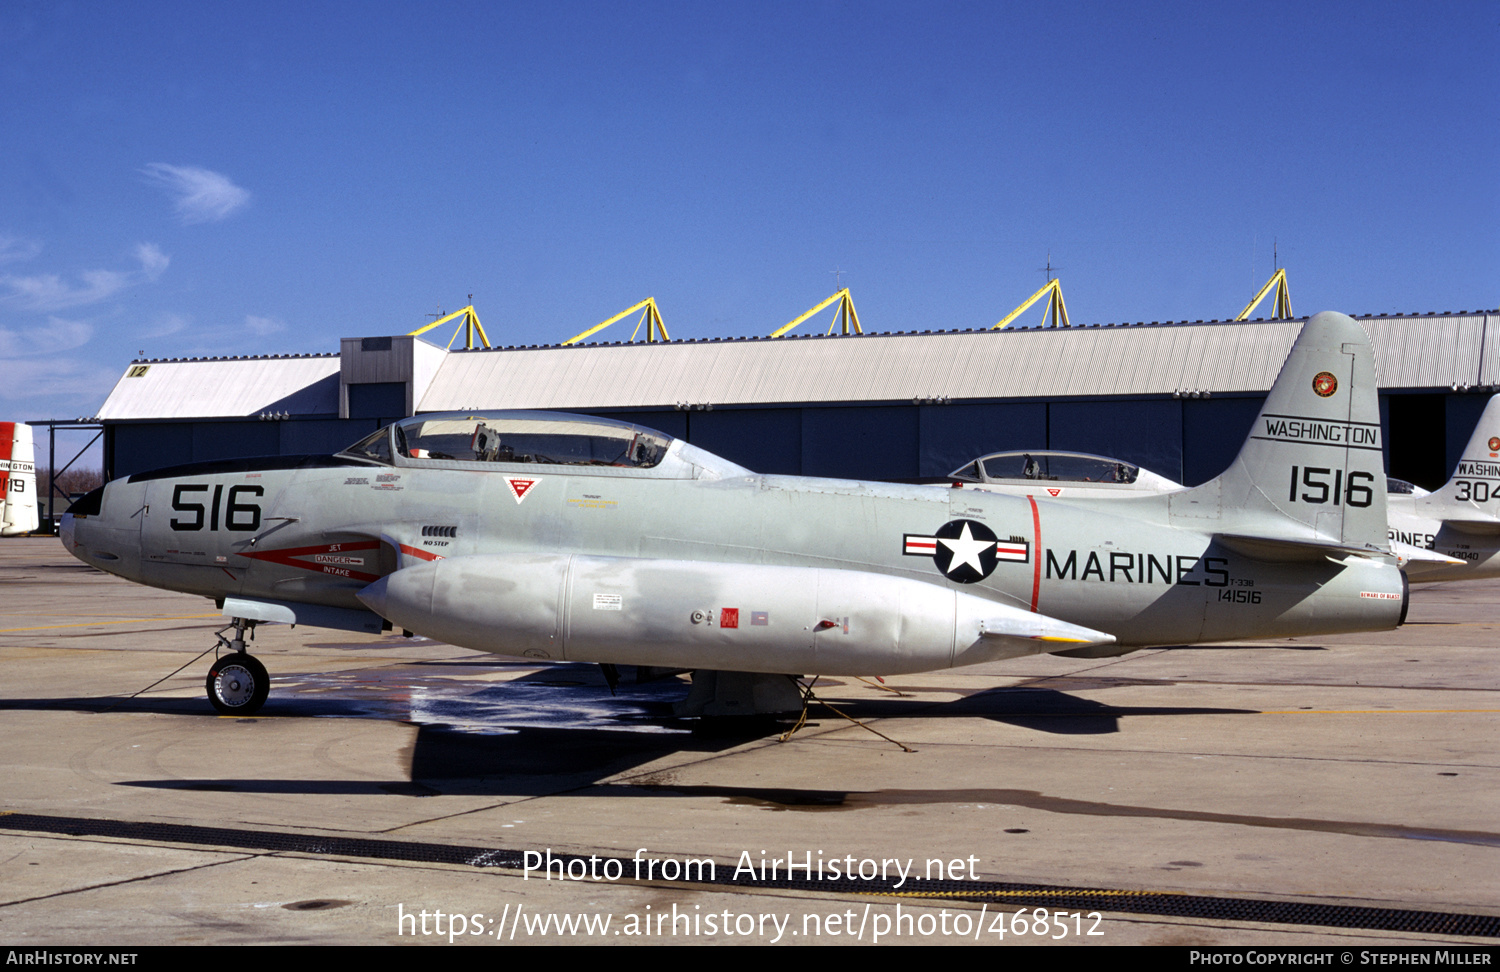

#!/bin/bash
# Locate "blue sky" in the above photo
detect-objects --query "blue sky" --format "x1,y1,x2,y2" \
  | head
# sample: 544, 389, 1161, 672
2, 0, 1496, 423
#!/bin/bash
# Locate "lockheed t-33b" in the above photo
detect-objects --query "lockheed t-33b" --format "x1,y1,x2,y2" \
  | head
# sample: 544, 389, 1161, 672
62, 312, 1407, 716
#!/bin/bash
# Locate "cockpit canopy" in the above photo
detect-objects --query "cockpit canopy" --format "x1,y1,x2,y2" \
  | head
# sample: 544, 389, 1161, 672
1387, 476, 1429, 497
341, 412, 674, 470
951, 450, 1142, 485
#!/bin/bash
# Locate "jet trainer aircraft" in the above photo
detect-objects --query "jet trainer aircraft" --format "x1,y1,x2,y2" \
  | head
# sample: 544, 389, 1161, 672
1386, 394, 1500, 582
62, 311, 1406, 716
1, 422, 39, 537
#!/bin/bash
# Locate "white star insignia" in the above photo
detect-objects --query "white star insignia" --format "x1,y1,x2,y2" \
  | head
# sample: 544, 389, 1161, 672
938, 522, 993, 575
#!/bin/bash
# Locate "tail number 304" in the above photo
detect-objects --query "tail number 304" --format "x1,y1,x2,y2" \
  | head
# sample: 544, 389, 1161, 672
170, 484, 263, 532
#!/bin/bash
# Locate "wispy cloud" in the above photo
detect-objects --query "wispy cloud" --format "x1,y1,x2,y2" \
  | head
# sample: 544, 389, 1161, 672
138, 312, 191, 339
135, 312, 300, 358
135, 242, 169, 279
245, 314, 285, 336
141, 163, 250, 224
0, 356, 120, 406
0, 244, 170, 312
0, 235, 42, 265
0, 316, 94, 358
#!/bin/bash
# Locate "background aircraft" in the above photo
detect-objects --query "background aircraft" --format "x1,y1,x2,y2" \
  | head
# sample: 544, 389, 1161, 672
1387, 395, 1500, 582
61, 312, 1406, 717
1, 422, 38, 537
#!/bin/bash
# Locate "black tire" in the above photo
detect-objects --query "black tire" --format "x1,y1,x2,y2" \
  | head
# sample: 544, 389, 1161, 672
206, 653, 269, 715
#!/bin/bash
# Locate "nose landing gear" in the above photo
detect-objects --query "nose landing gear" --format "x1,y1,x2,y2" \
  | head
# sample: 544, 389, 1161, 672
206, 618, 269, 715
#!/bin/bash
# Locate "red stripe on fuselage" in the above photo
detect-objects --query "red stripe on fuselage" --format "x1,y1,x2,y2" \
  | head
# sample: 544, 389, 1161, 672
1027, 495, 1042, 613
398, 543, 442, 563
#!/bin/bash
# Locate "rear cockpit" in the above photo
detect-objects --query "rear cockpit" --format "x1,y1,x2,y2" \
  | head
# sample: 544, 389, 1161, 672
339, 411, 747, 480
951, 450, 1148, 485
947, 449, 1183, 497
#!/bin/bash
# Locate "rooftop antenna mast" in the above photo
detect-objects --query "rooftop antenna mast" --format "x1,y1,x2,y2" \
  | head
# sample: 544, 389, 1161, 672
1235, 244, 1293, 321
407, 296, 492, 349
991, 253, 1071, 330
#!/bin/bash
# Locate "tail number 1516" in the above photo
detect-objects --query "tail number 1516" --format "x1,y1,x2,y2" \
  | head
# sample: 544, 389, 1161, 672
1289, 467, 1374, 508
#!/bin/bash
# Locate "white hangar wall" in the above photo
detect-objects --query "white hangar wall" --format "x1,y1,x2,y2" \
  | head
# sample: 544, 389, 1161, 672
94, 311, 1500, 489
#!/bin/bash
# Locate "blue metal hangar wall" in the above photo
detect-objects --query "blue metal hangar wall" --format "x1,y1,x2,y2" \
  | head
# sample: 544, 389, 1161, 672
95, 310, 1500, 490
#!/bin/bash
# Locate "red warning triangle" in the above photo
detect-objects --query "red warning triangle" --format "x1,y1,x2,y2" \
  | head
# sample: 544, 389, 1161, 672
506, 477, 538, 504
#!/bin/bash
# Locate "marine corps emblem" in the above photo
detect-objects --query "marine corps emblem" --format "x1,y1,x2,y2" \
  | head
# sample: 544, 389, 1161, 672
1311, 372, 1338, 398
1489, 436, 1500, 453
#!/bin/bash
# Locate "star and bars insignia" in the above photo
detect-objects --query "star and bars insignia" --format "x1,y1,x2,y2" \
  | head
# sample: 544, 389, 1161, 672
902, 518, 1029, 583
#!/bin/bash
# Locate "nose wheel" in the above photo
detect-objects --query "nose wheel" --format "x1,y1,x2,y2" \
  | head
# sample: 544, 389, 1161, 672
206, 653, 269, 714
206, 618, 269, 715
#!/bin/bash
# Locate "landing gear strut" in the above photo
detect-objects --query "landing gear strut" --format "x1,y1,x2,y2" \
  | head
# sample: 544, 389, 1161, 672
205, 618, 269, 715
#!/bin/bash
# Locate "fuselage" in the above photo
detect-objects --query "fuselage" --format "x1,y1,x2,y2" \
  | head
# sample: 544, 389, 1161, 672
62, 415, 1405, 671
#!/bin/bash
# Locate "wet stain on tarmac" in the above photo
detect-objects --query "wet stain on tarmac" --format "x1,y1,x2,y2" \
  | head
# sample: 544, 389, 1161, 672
615, 783, 1500, 847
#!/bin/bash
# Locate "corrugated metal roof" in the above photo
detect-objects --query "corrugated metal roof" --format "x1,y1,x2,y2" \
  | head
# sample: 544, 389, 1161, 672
97, 356, 340, 420
418, 313, 1498, 410
417, 319, 1301, 410
1362, 313, 1489, 388
92, 312, 1500, 421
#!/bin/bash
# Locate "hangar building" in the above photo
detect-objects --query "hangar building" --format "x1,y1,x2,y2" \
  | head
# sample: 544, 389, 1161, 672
93, 310, 1500, 491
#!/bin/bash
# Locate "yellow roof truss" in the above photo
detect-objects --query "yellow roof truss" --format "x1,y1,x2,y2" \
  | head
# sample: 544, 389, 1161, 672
992, 277, 1070, 330
407, 305, 491, 349
770, 288, 863, 338
563, 298, 670, 346
1236, 268, 1293, 321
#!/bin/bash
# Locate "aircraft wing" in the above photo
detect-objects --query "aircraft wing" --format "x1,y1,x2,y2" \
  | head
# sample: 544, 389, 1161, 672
1425, 513, 1500, 535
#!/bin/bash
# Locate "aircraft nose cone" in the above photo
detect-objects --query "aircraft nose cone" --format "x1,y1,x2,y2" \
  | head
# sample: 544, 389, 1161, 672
59, 513, 75, 551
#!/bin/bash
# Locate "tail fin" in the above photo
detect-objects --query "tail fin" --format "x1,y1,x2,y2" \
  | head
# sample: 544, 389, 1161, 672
1, 421, 39, 536
1169, 312, 1388, 552
1416, 395, 1500, 530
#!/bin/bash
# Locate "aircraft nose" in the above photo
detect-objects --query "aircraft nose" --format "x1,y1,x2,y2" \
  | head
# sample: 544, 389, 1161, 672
59, 482, 126, 570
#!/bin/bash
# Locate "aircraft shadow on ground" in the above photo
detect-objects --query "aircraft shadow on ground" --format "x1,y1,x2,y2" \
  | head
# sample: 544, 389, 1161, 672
98, 665, 1256, 798
924, 684, 1255, 735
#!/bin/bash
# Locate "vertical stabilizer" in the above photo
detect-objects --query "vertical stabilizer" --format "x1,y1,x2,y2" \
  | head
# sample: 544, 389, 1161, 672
1173, 312, 1388, 550
1, 422, 39, 536
1417, 394, 1500, 526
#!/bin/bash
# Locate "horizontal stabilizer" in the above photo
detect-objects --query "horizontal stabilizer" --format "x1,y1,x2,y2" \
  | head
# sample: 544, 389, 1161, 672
1215, 532, 1390, 563
1389, 541, 1465, 568
1415, 503, 1500, 532
1437, 517, 1500, 536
